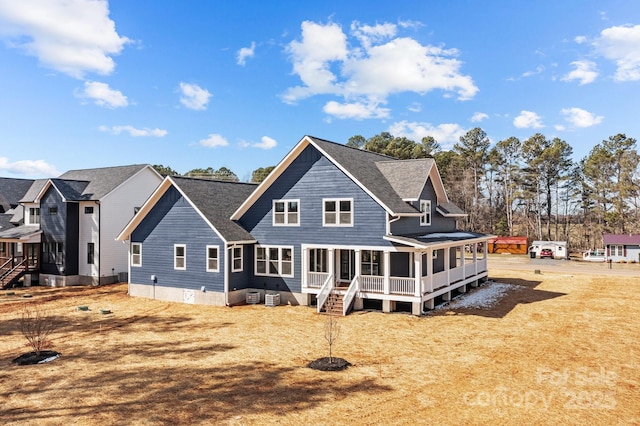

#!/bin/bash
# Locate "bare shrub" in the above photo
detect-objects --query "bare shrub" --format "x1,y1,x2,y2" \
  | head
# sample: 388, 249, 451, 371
324, 314, 340, 363
19, 303, 57, 356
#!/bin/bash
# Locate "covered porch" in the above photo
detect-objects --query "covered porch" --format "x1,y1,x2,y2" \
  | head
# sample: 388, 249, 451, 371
0, 225, 42, 288
301, 232, 490, 315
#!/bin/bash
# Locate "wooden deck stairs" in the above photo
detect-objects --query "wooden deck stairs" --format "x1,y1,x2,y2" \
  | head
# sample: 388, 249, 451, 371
1, 261, 27, 289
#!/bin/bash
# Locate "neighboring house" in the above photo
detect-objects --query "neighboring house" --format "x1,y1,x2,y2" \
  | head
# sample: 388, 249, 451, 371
116, 176, 257, 305
119, 136, 491, 315
528, 241, 568, 259
603, 234, 640, 263
0, 178, 37, 288
1, 165, 162, 288
488, 236, 528, 255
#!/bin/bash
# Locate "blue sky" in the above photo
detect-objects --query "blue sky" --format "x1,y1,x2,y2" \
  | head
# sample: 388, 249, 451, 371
1, 0, 639, 180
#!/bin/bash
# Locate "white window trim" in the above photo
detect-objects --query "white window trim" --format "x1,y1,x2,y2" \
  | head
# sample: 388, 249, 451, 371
206, 245, 219, 272
232, 246, 243, 272
272, 199, 300, 226
131, 243, 142, 267
27, 207, 40, 225
420, 199, 432, 226
174, 244, 186, 270
255, 245, 294, 277
322, 198, 354, 227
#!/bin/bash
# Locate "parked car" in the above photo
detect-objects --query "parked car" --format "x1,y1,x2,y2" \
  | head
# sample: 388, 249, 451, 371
540, 248, 554, 259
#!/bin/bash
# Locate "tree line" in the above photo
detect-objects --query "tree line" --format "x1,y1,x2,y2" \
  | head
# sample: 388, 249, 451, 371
154, 128, 639, 249
348, 129, 639, 249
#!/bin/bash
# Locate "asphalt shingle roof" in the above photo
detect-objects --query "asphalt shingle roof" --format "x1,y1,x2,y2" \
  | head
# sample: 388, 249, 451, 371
21, 165, 152, 202
308, 136, 420, 215
172, 176, 257, 243
0, 177, 34, 210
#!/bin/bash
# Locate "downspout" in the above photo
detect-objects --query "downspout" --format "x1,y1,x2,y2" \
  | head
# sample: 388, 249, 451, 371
96, 201, 101, 286
387, 214, 402, 235
224, 243, 230, 306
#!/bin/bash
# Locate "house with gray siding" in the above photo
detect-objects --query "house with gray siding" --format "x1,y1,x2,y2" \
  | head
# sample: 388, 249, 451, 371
117, 176, 257, 305
1, 165, 163, 288
118, 136, 490, 315
603, 234, 640, 263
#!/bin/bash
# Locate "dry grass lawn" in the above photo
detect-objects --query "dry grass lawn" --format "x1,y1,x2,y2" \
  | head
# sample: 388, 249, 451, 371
1, 268, 639, 425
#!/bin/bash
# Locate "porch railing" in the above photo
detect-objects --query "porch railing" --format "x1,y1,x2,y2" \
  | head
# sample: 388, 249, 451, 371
360, 275, 384, 292
307, 271, 329, 289
390, 277, 415, 295
342, 276, 359, 316
316, 273, 334, 314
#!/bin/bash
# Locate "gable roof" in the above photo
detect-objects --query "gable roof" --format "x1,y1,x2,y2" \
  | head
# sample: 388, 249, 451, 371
21, 165, 157, 202
117, 176, 257, 244
603, 234, 640, 245
232, 135, 458, 220
0, 177, 34, 211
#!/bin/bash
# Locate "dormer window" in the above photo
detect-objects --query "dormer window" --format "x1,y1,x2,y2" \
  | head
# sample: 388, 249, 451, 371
420, 200, 431, 226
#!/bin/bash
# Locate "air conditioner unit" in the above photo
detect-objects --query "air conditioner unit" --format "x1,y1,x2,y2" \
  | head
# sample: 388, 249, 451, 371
246, 291, 260, 304
265, 292, 280, 307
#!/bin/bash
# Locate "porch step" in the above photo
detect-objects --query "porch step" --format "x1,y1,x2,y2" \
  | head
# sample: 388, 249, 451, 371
321, 293, 344, 316
1, 264, 26, 290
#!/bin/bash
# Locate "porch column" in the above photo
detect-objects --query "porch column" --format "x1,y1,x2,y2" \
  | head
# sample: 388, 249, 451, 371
473, 243, 478, 275
383, 251, 390, 295
445, 246, 451, 284
301, 247, 307, 289
462, 245, 466, 279
328, 249, 335, 282
414, 251, 421, 297
354, 249, 361, 289
427, 248, 433, 292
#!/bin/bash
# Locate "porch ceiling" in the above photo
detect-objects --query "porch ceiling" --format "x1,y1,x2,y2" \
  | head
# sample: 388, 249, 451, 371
0, 225, 42, 243
384, 231, 491, 249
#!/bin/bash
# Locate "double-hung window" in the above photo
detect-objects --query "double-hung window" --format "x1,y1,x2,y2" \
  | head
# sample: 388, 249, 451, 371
174, 244, 186, 270
420, 200, 431, 226
131, 243, 142, 267
323, 198, 353, 226
206, 245, 219, 272
611, 245, 623, 256
29, 207, 40, 225
232, 246, 243, 272
255, 246, 293, 277
273, 200, 299, 226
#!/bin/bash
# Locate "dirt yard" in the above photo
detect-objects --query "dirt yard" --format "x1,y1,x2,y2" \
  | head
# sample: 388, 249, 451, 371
1, 261, 638, 425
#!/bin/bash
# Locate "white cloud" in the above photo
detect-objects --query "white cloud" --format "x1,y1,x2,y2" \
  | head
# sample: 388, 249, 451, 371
561, 60, 598, 85
99, 125, 167, 137
80, 81, 128, 108
407, 102, 421, 113
236, 41, 256, 66
574, 35, 588, 44
521, 65, 545, 78
199, 133, 229, 148
0, 157, 59, 177
561, 107, 604, 128
282, 20, 477, 119
593, 24, 640, 81
513, 111, 544, 129
323, 100, 390, 120
0, 0, 130, 78
179, 82, 212, 110
471, 112, 488, 123
252, 136, 277, 150
387, 120, 467, 149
